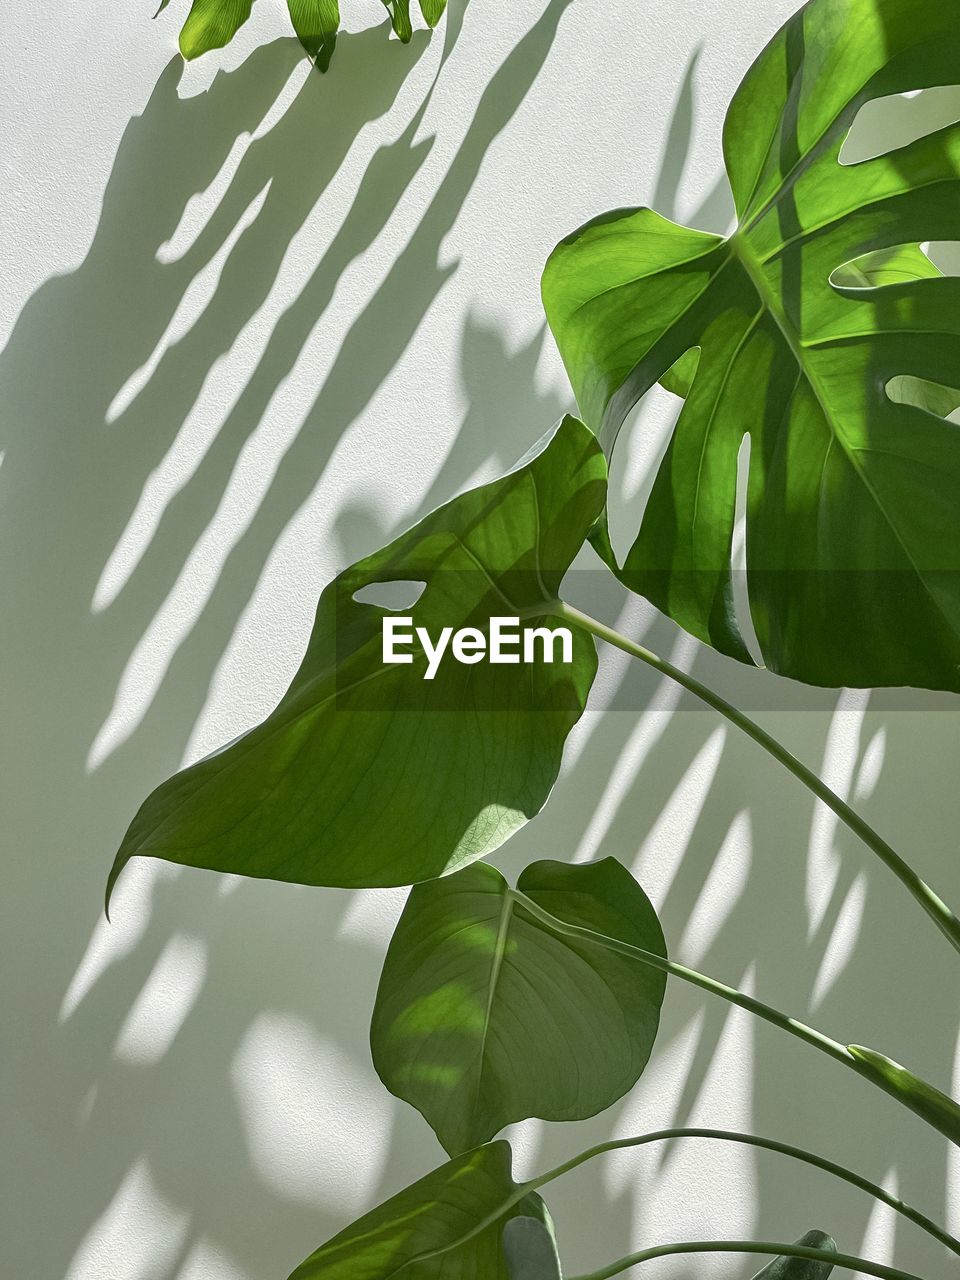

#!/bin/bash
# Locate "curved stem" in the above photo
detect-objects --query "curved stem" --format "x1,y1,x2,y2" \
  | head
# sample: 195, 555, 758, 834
552, 601, 960, 957
568, 1240, 923, 1280
515, 889, 852, 1065
525, 1128, 960, 1257
514, 891, 958, 1144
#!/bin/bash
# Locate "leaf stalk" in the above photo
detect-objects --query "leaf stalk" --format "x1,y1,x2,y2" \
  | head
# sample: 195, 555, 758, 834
525, 1127, 960, 1257
566, 1239, 925, 1280
551, 600, 960, 957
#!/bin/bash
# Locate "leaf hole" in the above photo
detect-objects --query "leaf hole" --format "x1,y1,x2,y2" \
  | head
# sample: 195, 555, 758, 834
731, 433, 763, 667
829, 242, 942, 289
353, 580, 426, 611
839, 85, 960, 165
885, 374, 960, 422
606, 354, 698, 565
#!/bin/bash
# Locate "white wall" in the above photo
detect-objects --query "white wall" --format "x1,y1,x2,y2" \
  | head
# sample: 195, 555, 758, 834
1, 2, 958, 1278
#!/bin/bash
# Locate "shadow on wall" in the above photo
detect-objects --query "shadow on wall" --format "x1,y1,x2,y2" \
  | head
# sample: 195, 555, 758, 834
0, 4, 585, 1278
1, 11, 958, 1280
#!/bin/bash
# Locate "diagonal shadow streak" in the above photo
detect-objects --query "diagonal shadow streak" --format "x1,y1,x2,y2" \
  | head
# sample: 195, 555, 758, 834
0, 4, 585, 1278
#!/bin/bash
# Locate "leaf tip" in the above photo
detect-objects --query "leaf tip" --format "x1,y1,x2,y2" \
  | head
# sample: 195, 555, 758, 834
104, 850, 131, 922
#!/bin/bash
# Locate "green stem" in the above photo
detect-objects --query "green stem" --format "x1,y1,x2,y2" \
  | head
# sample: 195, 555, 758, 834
552, 600, 960, 957
568, 1240, 924, 1280
516, 891, 852, 1065
525, 1128, 960, 1257
514, 890, 958, 1145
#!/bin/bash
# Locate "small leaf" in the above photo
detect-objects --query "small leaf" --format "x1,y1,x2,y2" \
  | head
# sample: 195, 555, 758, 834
383, 0, 413, 42
503, 1215, 563, 1280
419, 0, 448, 28
286, 0, 339, 70
371, 858, 667, 1155
750, 1230, 837, 1279
849, 1045, 960, 1146
107, 417, 605, 905
179, 0, 256, 59
287, 1141, 544, 1279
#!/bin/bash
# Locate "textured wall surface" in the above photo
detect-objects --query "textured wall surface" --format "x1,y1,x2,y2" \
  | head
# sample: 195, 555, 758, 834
1, 2, 958, 1278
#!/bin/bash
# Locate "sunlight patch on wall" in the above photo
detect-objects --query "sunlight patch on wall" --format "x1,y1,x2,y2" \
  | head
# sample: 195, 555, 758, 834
635, 976, 757, 1251
113, 935, 207, 1066
572, 629, 704, 863
60, 859, 177, 1023
102, 183, 270, 437
678, 808, 752, 967
859, 1168, 899, 1268
810, 873, 867, 1011
65, 1158, 188, 1280
633, 724, 727, 903
179, 1238, 250, 1280
607, 1012, 705, 1195
853, 728, 887, 804
335, 886, 408, 945
806, 690, 870, 938
231, 1013, 393, 1214
86, 405, 288, 772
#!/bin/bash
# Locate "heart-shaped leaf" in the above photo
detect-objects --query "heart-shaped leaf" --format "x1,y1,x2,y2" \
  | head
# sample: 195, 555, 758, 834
371, 858, 667, 1155
107, 417, 604, 907
503, 1216, 563, 1280
287, 1141, 547, 1280
751, 1230, 837, 1279
543, 0, 960, 692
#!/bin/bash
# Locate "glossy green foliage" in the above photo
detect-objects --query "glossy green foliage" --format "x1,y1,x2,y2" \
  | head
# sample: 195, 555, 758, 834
752, 1231, 837, 1279
850, 1045, 960, 1145
158, 0, 253, 59
155, 0, 446, 69
107, 418, 604, 905
543, 0, 960, 691
287, 1140, 548, 1279
372, 859, 667, 1154
286, 0, 340, 71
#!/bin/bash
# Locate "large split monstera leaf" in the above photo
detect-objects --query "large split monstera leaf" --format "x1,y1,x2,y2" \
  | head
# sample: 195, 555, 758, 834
371, 858, 667, 1155
107, 417, 604, 906
286, 1140, 556, 1279
543, 0, 960, 691
156, 0, 446, 70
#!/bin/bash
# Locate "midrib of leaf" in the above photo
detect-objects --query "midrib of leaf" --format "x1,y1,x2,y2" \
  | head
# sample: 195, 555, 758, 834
471, 890, 517, 1122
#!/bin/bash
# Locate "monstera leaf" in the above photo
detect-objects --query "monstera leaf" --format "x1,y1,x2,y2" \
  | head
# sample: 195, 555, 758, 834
107, 417, 604, 907
287, 1140, 551, 1279
543, 0, 960, 692
371, 858, 667, 1154
155, 0, 446, 69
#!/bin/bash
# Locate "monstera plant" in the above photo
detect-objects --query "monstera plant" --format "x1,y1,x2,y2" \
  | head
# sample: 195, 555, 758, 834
155, 0, 446, 70
110, 0, 960, 1276
542, 0, 960, 693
